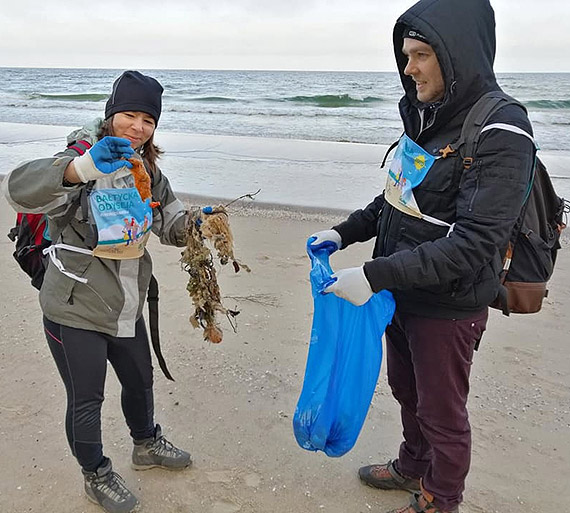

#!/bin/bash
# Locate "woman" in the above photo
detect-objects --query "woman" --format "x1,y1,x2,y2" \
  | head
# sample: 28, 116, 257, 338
3, 71, 191, 513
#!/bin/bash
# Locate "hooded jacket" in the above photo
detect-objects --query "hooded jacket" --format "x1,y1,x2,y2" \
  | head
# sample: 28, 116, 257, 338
333, 0, 536, 318
3, 120, 187, 337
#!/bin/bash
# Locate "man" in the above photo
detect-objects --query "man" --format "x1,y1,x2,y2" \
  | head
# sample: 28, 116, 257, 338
309, 1, 536, 512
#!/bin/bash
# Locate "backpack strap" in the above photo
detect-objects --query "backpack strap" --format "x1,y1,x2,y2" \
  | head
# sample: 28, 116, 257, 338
50, 195, 85, 245
147, 274, 174, 381
381, 137, 402, 169
51, 138, 94, 246
442, 91, 524, 169
67, 139, 92, 155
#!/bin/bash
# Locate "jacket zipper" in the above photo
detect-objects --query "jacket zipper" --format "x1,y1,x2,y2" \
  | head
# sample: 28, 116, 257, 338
468, 161, 482, 212
68, 282, 113, 312
382, 208, 394, 256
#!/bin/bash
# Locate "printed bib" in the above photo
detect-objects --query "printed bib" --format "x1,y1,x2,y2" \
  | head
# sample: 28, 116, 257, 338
385, 135, 451, 228
385, 134, 437, 218
90, 188, 152, 259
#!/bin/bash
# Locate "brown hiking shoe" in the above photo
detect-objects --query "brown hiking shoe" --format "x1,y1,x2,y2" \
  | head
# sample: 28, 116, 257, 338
385, 485, 459, 513
359, 459, 420, 493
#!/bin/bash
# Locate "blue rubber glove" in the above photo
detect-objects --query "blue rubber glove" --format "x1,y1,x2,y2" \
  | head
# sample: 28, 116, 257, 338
308, 229, 342, 253
324, 265, 373, 306
195, 206, 214, 227
73, 136, 135, 182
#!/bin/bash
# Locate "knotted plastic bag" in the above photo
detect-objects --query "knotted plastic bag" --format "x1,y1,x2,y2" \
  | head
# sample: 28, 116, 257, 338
293, 241, 395, 457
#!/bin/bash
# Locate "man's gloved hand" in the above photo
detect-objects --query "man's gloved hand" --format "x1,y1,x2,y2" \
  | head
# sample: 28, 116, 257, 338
73, 136, 135, 183
308, 229, 342, 252
324, 265, 373, 306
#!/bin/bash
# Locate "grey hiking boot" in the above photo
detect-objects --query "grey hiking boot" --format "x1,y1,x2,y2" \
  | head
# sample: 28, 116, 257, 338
82, 458, 139, 513
132, 424, 192, 471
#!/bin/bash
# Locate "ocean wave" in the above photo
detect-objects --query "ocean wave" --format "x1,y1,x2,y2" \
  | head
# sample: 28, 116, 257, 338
29, 93, 108, 102
279, 94, 384, 108
525, 99, 570, 110
164, 105, 388, 121
183, 96, 240, 103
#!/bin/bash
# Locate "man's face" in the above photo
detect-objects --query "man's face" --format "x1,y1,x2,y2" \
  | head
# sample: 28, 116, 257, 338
402, 38, 445, 104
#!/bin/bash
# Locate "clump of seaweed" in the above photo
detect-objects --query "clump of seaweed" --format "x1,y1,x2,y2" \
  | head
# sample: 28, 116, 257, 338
181, 204, 251, 343
128, 156, 160, 208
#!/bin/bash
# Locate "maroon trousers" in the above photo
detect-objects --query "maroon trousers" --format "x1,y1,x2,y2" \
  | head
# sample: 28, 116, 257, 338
385, 309, 488, 511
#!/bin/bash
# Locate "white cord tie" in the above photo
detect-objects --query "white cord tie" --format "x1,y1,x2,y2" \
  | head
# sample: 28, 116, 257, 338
42, 243, 94, 284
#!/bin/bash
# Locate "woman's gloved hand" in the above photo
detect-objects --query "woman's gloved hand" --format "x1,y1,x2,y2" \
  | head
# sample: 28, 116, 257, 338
308, 229, 342, 252
324, 265, 373, 306
73, 136, 135, 182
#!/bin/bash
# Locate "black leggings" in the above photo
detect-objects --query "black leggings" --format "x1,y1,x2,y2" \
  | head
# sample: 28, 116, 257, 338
43, 317, 155, 472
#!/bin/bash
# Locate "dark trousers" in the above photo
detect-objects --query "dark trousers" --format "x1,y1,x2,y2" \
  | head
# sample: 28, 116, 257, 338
385, 309, 488, 511
43, 317, 155, 472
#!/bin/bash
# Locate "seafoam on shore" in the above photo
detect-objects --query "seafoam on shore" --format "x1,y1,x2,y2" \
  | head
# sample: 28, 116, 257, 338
0, 122, 387, 213
2, 121, 570, 217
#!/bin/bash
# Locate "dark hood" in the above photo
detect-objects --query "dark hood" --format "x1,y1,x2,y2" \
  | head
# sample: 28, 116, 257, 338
394, 0, 499, 134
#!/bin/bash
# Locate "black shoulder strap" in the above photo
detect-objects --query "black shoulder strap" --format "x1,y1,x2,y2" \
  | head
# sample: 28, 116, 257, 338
50, 193, 84, 245
452, 91, 524, 169
381, 137, 402, 169
52, 184, 96, 245
147, 274, 174, 381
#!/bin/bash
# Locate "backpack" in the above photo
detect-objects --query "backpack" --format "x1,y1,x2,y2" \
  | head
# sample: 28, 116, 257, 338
7, 139, 92, 290
447, 91, 568, 315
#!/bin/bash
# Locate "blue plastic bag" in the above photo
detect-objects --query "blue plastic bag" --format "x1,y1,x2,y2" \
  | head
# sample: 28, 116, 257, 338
293, 240, 395, 457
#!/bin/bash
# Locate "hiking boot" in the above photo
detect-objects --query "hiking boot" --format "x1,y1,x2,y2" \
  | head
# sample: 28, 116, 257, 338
385, 489, 459, 513
132, 424, 192, 470
359, 459, 420, 493
82, 458, 139, 513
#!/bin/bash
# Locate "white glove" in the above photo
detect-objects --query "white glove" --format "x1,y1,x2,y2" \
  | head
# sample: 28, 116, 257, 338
73, 136, 134, 183
324, 265, 373, 306
308, 229, 342, 252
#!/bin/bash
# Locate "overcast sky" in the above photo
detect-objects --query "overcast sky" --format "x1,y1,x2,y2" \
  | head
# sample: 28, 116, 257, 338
1, 0, 568, 72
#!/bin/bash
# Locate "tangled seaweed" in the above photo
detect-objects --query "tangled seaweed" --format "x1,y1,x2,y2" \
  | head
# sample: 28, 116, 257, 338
181, 205, 250, 343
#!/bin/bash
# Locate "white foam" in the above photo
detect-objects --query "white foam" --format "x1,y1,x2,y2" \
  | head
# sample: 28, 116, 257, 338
2, 122, 569, 211
0, 122, 388, 211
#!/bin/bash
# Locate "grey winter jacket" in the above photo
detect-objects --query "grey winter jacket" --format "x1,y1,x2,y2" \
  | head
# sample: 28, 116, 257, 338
3, 119, 187, 337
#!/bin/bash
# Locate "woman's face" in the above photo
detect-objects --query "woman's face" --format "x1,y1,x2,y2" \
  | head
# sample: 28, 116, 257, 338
112, 111, 156, 149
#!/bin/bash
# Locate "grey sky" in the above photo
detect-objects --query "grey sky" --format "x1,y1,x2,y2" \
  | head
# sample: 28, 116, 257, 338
1, 0, 568, 71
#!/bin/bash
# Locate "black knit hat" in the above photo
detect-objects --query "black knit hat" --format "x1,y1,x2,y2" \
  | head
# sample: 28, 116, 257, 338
403, 26, 429, 44
105, 70, 163, 124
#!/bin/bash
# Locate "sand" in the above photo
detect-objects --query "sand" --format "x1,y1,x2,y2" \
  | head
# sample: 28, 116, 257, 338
0, 187, 569, 513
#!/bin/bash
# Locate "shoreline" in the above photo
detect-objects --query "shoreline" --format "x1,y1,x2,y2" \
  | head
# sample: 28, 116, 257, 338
2, 120, 569, 236
0, 121, 388, 213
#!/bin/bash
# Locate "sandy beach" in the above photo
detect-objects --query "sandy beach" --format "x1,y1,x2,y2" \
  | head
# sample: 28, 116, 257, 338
0, 179, 569, 513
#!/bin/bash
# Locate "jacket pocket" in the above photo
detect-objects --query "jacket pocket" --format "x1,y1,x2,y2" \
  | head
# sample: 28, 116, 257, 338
395, 214, 450, 251
42, 251, 93, 304
508, 229, 554, 282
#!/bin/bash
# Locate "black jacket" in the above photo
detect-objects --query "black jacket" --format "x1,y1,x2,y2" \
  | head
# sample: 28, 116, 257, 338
333, 0, 536, 319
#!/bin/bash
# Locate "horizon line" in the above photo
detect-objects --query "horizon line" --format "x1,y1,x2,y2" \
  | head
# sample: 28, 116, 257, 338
1, 65, 569, 74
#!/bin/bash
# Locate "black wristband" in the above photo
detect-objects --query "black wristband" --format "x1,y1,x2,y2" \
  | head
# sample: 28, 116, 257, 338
62, 177, 78, 187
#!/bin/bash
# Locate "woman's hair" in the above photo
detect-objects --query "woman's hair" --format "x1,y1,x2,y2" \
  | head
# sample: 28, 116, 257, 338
97, 117, 164, 173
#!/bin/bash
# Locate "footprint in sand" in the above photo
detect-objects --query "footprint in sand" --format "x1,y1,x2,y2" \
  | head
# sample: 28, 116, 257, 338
205, 470, 234, 483
244, 472, 261, 487
211, 500, 241, 513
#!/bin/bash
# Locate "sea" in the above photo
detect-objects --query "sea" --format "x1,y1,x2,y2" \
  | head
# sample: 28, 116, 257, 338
1, 68, 569, 209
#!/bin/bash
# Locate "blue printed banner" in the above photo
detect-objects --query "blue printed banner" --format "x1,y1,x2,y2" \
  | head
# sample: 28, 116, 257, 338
90, 188, 153, 260
385, 135, 437, 219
